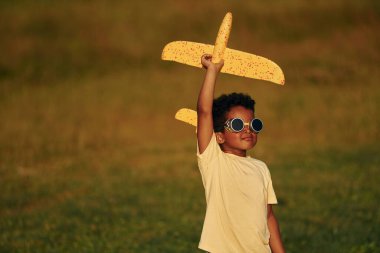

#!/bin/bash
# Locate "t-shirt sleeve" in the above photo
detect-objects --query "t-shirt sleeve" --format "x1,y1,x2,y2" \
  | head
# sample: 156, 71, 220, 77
197, 133, 221, 170
266, 169, 278, 204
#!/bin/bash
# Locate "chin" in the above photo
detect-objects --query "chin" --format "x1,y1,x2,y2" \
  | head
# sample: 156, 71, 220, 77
241, 142, 256, 150
250, 140, 258, 149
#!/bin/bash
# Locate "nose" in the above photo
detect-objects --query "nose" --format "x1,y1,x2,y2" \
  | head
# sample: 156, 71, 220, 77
243, 125, 251, 133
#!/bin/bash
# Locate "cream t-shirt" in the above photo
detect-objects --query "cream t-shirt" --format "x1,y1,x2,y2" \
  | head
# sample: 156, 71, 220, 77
197, 134, 278, 253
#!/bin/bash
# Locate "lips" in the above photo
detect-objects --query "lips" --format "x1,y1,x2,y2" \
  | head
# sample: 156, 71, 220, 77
242, 136, 253, 141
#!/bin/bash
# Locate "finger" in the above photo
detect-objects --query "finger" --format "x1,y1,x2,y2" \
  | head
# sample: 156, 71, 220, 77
202, 54, 212, 60
215, 59, 224, 69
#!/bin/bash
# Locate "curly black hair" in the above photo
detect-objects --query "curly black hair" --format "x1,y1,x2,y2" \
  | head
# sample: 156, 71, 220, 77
212, 92, 255, 132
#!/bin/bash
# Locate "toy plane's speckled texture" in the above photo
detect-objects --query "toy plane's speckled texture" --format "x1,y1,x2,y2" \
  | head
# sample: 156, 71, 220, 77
175, 108, 197, 127
161, 12, 285, 85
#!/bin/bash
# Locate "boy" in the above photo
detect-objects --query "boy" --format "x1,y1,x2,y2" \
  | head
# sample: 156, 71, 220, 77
197, 54, 286, 253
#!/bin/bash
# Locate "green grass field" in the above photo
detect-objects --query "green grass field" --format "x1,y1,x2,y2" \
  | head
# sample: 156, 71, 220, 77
1, 1, 379, 252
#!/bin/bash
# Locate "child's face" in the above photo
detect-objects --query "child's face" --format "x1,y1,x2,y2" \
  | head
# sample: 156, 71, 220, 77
216, 106, 257, 156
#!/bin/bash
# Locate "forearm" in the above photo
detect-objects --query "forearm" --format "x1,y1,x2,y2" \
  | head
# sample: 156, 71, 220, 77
197, 69, 217, 114
268, 212, 286, 253
197, 55, 223, 153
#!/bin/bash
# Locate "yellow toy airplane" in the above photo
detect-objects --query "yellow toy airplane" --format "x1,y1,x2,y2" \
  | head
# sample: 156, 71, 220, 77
175, 108, 197, 127
161, 12, 285, 85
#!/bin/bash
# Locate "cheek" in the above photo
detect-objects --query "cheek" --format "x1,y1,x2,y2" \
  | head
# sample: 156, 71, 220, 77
250, 133, 258, 145
224, 132, 240, 142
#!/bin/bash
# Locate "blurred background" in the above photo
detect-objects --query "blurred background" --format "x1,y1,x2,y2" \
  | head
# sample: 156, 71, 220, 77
0, 0, 379, 252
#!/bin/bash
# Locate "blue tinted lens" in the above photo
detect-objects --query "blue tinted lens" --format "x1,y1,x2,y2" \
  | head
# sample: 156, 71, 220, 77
251, 118, 263, 133
230, 118, 244, 132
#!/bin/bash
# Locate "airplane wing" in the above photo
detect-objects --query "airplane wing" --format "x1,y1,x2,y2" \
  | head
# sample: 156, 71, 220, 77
162, 41, 285, 85
162, 41, 213, 68
223, 48, 285, 85
175, 108, 197, 127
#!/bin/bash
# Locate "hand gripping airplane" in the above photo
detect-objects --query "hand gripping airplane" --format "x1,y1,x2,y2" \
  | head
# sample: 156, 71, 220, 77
161, 12, 285, 128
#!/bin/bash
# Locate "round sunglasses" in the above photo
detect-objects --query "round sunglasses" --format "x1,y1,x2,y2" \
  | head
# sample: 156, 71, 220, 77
224, 118, 263, 133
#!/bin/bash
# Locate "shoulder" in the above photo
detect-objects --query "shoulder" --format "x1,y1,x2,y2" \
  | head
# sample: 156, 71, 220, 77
197, 133, 222, 165
249, 157, 272, 176
249, 157, 268, 169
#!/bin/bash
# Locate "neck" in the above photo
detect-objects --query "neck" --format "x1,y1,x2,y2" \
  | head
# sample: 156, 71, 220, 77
221, 147, 247, 157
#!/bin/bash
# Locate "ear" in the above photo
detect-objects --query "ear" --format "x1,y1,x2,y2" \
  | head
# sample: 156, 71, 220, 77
215, 132, 225, 144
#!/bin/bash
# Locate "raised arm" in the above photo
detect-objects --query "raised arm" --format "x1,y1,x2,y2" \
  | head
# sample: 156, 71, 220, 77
197, 54, 224, 154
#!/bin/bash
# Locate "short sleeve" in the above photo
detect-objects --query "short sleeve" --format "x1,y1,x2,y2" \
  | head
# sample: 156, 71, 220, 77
197, 133, 222, 170
267, 169, 278, 204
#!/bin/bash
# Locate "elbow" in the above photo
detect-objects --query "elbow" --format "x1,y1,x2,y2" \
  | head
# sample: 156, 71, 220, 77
197, 104, 212, 115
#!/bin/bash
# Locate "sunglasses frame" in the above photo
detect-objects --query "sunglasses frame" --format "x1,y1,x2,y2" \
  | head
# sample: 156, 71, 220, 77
224, 117, 263, 133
